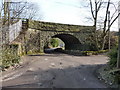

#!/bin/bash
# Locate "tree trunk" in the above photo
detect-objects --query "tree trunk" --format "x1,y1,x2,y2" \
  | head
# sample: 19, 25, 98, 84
94, 18, 99, 50
101, 35, 107, 50
94, 31, 99, 50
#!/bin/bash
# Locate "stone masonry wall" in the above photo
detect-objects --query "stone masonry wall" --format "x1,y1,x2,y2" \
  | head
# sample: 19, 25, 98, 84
23, 28, 94, 53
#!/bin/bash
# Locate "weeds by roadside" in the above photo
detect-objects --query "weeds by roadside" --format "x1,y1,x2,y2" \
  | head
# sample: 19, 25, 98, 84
1, 45, 20, 71
98, 46, 120, 88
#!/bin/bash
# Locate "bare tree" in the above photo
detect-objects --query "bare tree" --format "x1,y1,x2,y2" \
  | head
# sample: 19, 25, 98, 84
101, 0, 120, 50
0, 0, 3, 26
88, 0, 120, 50
89, 0, 103, 29
0, 0, 3, 49
2, 1, 39, 26
1, 0, 41, 53
10, 2, 38, 20
89, 0, 103, 50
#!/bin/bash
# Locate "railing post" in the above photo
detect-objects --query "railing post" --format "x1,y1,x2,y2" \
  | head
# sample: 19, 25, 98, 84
22, 19, 29, 54
22, 19, 28, 30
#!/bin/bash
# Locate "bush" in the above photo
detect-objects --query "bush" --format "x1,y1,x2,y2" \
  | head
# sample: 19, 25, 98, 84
108, 47, 118, 68
1, 45, 20, 70
50, 38, 59, 47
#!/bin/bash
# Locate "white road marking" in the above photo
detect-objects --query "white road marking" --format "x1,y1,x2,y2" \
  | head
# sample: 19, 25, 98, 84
28, 68, 34, 71
34, 75, 38, 80
45, 58, 48, 61
51, 63, 55, 67
2, 71, 18, 80
3, 73, 23, 82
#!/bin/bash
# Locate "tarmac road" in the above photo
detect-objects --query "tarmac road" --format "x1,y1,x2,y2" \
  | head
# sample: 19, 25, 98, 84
2, 53, 109, 88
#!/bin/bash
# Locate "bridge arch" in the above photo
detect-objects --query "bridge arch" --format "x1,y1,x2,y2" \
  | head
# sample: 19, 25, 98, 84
51, 34, 81, 50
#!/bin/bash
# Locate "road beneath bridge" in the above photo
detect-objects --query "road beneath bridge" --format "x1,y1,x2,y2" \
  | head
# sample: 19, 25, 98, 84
2, 54, 109, 88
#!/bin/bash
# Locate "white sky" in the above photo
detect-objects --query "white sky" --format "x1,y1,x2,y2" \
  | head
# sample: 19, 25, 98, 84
2, 0, 120, 31
37, 0, 84, 24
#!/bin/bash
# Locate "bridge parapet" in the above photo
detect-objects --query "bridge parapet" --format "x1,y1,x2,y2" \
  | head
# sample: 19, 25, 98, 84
28, 20, 95, 33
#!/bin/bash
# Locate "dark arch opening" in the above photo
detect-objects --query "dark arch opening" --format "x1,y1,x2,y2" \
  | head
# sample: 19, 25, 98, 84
52, 34, 81, 50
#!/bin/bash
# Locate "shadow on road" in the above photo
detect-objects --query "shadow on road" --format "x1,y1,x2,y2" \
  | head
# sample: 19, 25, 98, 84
28, 53, 64, 57
43, 48, 89, 57
28, 50, 87, 57
2, 64, 110, 89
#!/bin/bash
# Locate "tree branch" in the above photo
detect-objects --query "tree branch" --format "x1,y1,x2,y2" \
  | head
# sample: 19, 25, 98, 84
97, 0, 103, 12
110, 13, 120, 28
89, 0, 95, 19
103, 0, 110, 33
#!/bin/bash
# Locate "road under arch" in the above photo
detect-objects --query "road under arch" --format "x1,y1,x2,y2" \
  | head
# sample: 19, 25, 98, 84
52, 34, 81, 50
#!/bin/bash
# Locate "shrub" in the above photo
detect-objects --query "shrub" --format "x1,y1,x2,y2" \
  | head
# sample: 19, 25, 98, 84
108, 47, 118, 68
1, 45, 20, 70
50, 38, 59, 47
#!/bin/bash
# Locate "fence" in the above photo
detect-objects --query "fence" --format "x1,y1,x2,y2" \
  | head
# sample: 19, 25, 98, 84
1, 20, 22, 45
1, 26, 9, 45
9, 20, 22, 43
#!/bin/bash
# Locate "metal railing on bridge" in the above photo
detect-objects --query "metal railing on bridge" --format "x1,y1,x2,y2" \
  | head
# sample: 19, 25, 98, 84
9, 20, 22, 43
1, 19, 23, 45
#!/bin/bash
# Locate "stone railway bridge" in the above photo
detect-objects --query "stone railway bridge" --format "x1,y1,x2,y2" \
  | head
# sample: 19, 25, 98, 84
10, 19, 95, 54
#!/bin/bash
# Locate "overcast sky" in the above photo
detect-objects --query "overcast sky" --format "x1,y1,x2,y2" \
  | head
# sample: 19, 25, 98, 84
2, 0, 120, 31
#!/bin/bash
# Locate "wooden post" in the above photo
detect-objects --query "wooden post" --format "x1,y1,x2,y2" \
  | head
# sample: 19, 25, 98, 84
108, 11, 111, 51
117, 2, 120, 68
117, 28, 120, 68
